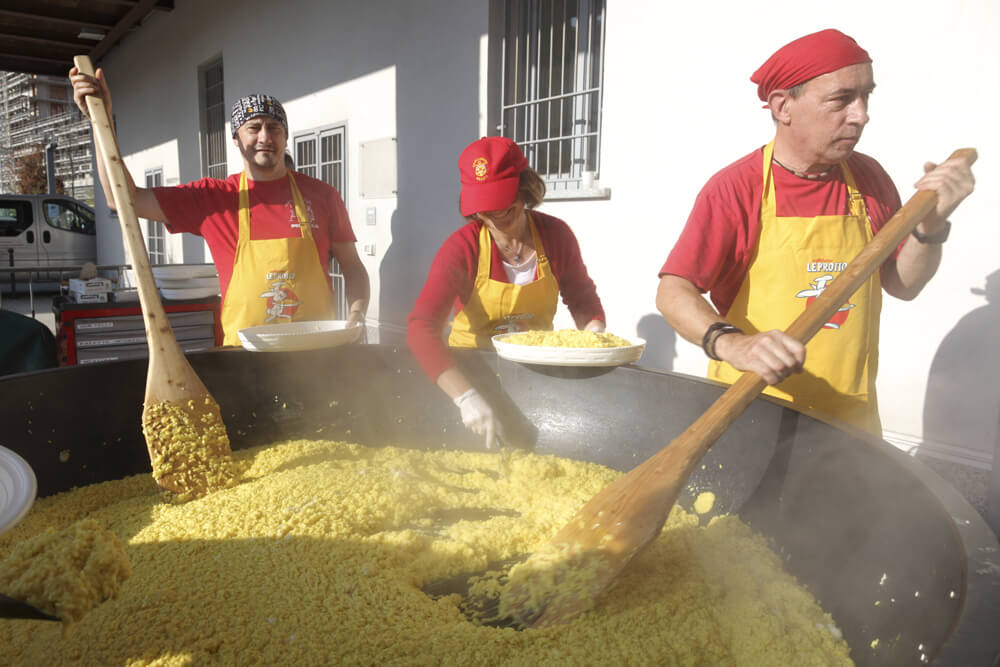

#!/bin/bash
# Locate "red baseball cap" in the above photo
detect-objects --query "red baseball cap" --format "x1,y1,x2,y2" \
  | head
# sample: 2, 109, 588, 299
458, 137, 530, 216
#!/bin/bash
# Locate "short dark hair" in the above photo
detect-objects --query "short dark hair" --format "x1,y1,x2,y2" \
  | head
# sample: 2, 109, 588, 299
284, 153, 295, 170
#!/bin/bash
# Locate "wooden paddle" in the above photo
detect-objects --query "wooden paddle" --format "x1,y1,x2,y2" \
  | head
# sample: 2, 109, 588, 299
501, 148, 978, 628
74, 55, 234, 499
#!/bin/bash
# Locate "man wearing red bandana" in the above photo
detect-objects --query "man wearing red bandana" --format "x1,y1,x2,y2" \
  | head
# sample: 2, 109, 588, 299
656, 29, 975, 435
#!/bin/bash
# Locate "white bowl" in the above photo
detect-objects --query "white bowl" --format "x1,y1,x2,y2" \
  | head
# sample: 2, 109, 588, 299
151, 264, 218, 280
0, 446, 37, 536
491, 332, 646, 367
160, 286, 220, 300
238, 320, 363, 352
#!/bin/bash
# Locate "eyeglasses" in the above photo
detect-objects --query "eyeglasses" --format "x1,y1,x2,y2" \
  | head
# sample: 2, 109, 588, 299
480, 200, 522, 221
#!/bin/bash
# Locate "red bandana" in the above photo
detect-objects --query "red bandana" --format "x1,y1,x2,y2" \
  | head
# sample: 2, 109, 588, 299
751, 29, 871, 103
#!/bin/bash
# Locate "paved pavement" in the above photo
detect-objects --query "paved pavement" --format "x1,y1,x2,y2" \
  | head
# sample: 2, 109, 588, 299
0, 287, 59, 334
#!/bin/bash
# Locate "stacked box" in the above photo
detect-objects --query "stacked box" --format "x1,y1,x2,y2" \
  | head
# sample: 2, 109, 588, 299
68, 277, 112, 304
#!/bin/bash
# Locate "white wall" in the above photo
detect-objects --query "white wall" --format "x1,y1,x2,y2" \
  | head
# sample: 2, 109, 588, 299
93, 0, 999, 462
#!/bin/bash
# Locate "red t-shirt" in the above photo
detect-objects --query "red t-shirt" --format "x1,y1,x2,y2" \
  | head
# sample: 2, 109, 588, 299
407, 212, 605, 380
153, 172, 356, 300
660, 147, 902, 315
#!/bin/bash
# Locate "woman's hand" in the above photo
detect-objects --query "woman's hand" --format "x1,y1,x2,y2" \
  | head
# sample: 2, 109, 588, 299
453, 388, 497, 449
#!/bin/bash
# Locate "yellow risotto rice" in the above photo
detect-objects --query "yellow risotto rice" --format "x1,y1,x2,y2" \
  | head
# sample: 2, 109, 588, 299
0, 440, 852, 665
503, 329, 632, 348
0, 518, 130, 625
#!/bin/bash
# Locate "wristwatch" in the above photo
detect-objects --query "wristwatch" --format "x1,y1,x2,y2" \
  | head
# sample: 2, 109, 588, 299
911, 221, 951, 244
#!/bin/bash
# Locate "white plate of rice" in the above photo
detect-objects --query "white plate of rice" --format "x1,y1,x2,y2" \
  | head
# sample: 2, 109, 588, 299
492, 330, 646, 367
238, 320, 363, 352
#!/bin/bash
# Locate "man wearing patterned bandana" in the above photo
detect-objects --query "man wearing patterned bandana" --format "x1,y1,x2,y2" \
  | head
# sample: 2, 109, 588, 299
656, 29, 975, 436
69, 68, 369, 346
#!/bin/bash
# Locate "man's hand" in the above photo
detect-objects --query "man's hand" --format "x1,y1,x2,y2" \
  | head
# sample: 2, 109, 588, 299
346, 309, 365, 328
914, 156, 975, 229
453, 388, 496, 449
583, 319, 605, 333
68, 66, 112, 119
713, 329, 805, 385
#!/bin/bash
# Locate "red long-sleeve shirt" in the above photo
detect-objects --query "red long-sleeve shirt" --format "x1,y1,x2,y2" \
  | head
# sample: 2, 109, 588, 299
407, 212, 605, 380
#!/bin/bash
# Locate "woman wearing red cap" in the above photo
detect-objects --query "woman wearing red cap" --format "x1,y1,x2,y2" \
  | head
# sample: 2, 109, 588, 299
407, 137, 605, 445
655, 29, 975, 436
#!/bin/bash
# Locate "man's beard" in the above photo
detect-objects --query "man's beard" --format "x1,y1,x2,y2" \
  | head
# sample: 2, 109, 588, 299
240, 141, 279, 169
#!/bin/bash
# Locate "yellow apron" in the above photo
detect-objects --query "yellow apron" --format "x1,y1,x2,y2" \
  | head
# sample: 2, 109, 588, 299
448, 213, 560, 349
220, 172, 335, 345
708, 141, 883, 435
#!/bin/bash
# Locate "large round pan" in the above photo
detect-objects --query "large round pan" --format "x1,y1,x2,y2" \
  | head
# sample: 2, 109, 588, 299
1, 345, 996, 666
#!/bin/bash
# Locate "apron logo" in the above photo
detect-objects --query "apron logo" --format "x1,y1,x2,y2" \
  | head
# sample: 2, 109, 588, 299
260, 276, 301, 322
472, 157, 489, 182
492, 312, 533, 334
287, 199, 318, 229
795, 274, 855, 329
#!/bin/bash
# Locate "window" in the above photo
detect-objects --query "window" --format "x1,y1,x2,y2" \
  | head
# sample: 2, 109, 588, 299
145, 169, 166, 264
42, 199, 95, 235
494, 0, 606, 193
293, 124, 348, 318
0, 200, 32, 237
199, 59, 227, 179
293, 125, 346, 196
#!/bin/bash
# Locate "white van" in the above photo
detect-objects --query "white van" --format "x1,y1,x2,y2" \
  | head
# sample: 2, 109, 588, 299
0, 194, 97, 275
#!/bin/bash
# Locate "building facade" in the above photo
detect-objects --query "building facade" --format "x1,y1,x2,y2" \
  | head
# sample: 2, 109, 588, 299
0, 71, 94, 203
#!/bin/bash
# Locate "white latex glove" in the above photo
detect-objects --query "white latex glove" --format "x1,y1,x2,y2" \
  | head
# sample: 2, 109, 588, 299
584, 319, 606, 333
453, 388, 496, 449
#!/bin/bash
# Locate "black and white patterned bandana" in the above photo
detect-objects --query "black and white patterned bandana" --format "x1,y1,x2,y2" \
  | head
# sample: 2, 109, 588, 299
230, 94, 288, 137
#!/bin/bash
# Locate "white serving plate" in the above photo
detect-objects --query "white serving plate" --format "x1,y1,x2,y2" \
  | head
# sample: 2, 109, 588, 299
160, 286, 220, 300
0, 446, 37, 536
492, 332, 646, 367
238, 320, 363, 352
154, 276, 220, 289
151, 264, 218, 280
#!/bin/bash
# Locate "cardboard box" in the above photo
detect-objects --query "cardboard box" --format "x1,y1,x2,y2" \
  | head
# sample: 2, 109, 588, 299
68, 278, 112, 294
68, 291, 108, 304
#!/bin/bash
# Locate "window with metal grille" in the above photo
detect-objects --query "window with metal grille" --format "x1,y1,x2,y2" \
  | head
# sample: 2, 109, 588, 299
199, 59, 227, 179
144, 168, 166, 264
293, 124, 349, 319
496, 0, 606, 193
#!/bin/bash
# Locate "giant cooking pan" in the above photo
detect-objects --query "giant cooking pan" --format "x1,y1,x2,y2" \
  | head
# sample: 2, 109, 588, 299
1, 345, 998, 666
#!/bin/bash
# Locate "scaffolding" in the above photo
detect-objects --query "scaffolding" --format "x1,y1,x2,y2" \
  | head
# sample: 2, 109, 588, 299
0, 71, 94, 203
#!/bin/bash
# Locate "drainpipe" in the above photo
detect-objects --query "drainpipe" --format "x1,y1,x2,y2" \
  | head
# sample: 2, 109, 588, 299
45, 141, 57, 194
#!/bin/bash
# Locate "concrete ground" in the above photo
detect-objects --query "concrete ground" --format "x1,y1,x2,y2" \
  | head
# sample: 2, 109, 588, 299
0, 285, 58, 334
914, 453, 993, 526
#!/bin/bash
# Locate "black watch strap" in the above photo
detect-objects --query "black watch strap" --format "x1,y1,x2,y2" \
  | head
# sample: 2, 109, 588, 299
912, 220, 951, 244
701, 322, 743, 361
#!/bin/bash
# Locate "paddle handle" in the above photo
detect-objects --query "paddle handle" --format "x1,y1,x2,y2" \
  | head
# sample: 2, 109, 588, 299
74, 56, 196, 400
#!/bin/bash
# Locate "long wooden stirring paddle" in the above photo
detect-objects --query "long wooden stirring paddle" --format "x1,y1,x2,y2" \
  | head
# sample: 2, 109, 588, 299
501, 148, 978, 628
74, 55, 234, 499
